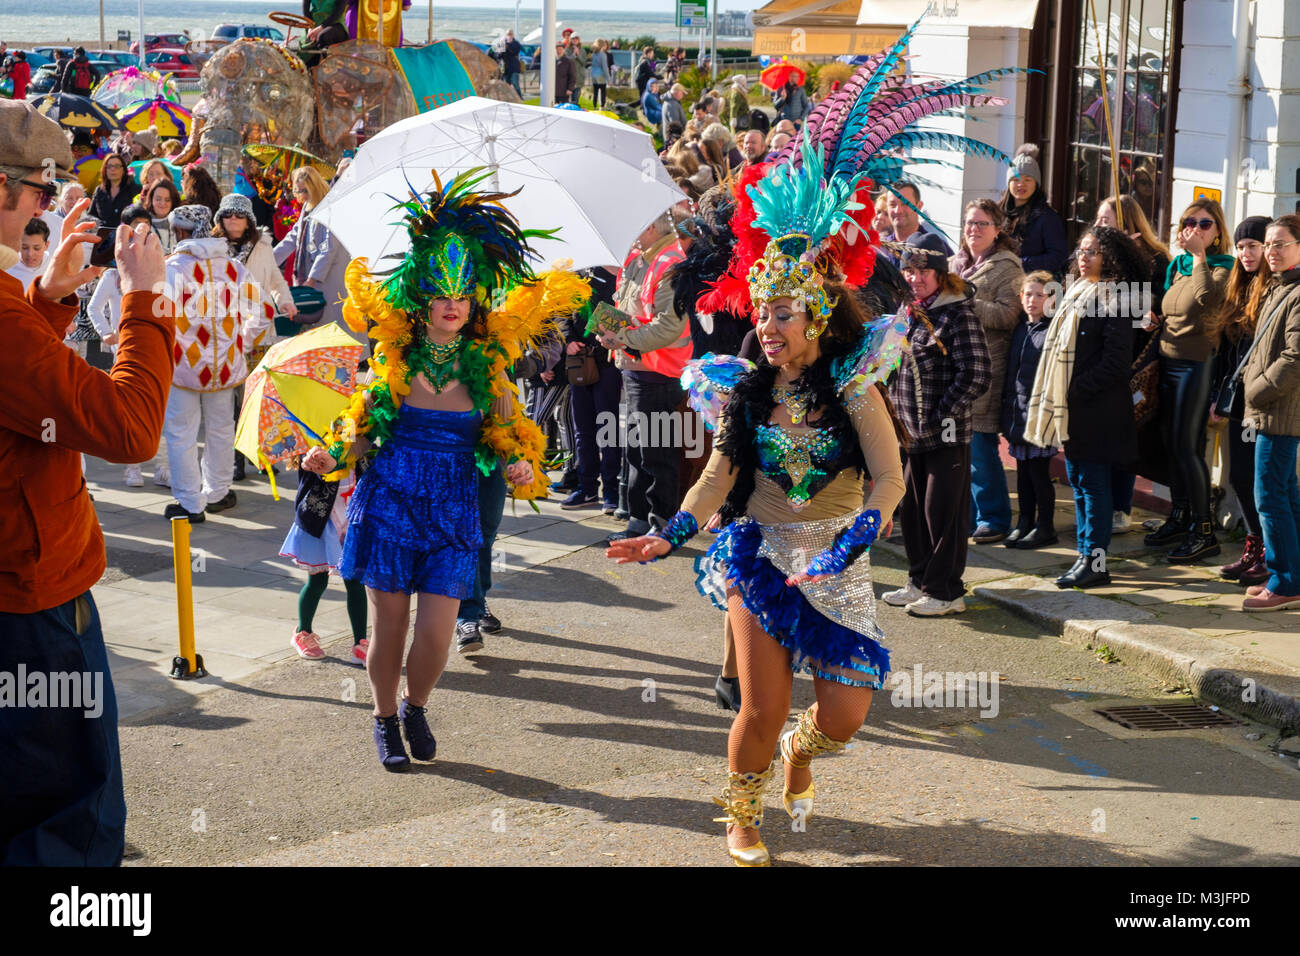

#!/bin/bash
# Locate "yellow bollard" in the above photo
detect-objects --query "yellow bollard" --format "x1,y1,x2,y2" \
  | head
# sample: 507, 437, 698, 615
169, 516, 207, 680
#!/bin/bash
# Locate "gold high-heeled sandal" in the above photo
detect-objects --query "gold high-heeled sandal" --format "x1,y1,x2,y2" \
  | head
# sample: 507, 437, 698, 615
712, 762, 775, 867
779, 708, 849, 821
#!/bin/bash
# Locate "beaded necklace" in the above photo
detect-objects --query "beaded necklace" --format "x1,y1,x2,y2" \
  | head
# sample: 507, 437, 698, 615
407, 333, 464, 393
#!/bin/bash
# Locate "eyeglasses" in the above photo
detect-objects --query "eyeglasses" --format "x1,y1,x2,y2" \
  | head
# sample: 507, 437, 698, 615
964, 220, 994, 229
1181, 217, 1215, 230
1262, 239, 1300, 252
18, 179, 57, 210
1076, 248, 1100, 259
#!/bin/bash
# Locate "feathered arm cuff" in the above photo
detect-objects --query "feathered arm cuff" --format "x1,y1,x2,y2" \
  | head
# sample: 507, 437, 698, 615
681, 353, 756, 431
803, 509, 881, 576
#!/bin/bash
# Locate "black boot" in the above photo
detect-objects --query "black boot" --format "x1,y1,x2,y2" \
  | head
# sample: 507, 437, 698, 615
1004, 521, 1033, 547
1054, 554, 1087, 587
1144, 502, 1190, 546
232, 452, 247, 483
1014, 525, 1060, 549
1167, 519, 1221, 564
714, 674, 741, 712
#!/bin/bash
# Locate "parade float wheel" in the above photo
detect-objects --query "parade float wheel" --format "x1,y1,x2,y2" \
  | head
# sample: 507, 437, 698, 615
269, 11, 318, 42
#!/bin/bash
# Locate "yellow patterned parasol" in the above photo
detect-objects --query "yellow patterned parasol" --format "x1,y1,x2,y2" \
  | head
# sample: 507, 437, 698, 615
235, 322, 366, 498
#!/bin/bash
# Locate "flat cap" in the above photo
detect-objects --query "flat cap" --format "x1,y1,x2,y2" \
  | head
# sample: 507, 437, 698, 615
0, 101, 75, 179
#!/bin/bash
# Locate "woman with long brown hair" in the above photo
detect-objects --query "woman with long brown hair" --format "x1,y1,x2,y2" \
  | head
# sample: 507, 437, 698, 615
1210, 216, 1271, 585
1240, 215, 1300, 610
1145, 199, 1234, 562
952, 197, 1024, 544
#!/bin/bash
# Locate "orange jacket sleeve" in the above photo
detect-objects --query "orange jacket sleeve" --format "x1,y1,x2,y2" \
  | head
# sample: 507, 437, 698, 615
0, 286, 175, 463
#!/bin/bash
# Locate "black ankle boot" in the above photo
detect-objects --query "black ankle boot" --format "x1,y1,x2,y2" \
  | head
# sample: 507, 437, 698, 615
1144, 502, 1191, 546
1167, 520, 1221, 564
715, 674, 741, 712
1014, 525, 1059, 550
1004, 522, 1033, 546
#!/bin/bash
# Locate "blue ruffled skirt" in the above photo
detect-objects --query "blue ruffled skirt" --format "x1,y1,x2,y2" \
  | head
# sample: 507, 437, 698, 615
695, 514, 889, 689
339, 405, 483, 598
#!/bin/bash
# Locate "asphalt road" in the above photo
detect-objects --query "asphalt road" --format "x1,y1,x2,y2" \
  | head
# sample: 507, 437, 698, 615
118, 531, 1300, 867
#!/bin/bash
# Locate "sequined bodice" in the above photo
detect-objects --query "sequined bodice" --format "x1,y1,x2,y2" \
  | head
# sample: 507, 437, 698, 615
754, 422, 852, 510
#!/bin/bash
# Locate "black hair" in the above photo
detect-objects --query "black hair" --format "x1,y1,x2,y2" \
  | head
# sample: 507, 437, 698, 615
1070, 224, 1149, 284
23, 217, 49, 241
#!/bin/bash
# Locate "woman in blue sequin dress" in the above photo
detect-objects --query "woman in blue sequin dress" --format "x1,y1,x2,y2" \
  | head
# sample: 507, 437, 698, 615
302, 169, 588, 772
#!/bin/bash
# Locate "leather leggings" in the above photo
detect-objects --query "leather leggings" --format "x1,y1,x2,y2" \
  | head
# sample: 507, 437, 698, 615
1158, 357, 1213, 517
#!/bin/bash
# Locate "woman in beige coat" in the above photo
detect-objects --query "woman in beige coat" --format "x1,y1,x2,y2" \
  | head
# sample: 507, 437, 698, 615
1240, 214, 1300, 611
952, 198, 1025, 543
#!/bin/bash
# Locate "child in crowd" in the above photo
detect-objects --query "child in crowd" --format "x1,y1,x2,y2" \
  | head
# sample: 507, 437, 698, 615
4, 217, 49, 289
280, 460, 370, 664
1002, 271, 1059, 548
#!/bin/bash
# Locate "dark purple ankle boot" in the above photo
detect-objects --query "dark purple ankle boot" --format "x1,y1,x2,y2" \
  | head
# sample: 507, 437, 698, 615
373, 714, 410, 772
399, 698, 437, 761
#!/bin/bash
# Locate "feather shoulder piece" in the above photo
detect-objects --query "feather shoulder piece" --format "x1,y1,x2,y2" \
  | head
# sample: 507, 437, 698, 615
681, 353, 758, 431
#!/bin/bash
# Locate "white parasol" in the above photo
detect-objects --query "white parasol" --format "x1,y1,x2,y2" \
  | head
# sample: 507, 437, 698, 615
310, 97, 685, 273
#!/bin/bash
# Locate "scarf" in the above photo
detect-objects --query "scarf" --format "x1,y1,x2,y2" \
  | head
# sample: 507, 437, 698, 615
1165, 252, 1235, 290
1023, 278, 1098, 449
950, 247, 987, 281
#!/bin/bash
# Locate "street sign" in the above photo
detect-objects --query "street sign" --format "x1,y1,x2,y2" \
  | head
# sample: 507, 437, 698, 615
1193, 185, 1222, 205
676, 0, 707, 29
117, 30, 131, 42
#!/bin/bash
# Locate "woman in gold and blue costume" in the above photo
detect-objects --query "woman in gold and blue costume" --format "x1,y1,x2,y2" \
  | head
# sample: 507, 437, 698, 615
609, 20, 1014, 865
304, 169, 588, 772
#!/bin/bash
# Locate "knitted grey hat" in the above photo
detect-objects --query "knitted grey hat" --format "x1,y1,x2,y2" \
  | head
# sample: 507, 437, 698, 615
216, 192, 255, 222
1007, 145, 1043, 185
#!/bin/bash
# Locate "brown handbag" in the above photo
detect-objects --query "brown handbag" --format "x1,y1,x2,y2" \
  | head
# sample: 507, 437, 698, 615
1130, 332, 1161, 427
566, 345, 600, 386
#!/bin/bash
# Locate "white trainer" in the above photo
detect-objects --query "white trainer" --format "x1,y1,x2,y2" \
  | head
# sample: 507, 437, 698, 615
906, 595, 966, 617
882, 582, 923, 607
124, 465, 144, 487
1112, 511, 1132, 533
153, 465, 170, 488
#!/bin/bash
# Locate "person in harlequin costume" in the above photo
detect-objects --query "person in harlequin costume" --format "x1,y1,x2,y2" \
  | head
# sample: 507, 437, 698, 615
608, 19, 1014, 865
303, 168, 589, 772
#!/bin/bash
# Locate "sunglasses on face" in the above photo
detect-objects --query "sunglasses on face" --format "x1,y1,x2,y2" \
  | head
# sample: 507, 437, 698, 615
1182, 218, 1215, 230
19, 179, 57, 210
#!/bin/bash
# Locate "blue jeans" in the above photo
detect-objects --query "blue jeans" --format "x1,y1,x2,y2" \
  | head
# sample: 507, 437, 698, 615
0, 593, 125, 865
457, 461, 508, 622
1065, 457, 1114, 560
969, 431, 1011, 533
1254, 433, 1300, 595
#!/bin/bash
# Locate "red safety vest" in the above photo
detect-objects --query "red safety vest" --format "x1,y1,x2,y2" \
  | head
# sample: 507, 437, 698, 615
620, 241, 691, 379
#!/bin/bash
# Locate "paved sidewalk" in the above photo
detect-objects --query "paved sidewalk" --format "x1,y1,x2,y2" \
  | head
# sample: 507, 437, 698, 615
881, 483, 1300, 729
85, 453, 621, 721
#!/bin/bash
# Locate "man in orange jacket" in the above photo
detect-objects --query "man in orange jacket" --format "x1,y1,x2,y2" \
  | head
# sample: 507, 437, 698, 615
0, 102, 175, 866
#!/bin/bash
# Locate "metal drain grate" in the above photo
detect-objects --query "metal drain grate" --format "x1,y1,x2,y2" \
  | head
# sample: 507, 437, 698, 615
1094, 703, 1245, 731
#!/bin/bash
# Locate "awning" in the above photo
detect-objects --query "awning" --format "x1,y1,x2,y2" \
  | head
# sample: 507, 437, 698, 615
753, 26, 904, 56
858, 0, 1041, 30
751, 0, 903, 57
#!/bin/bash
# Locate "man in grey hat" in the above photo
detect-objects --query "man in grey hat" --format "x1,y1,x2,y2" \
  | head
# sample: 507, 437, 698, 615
0, 100, 175, 866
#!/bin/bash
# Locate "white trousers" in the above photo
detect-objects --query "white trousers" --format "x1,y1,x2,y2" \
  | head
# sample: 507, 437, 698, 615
164, 386, 235, 514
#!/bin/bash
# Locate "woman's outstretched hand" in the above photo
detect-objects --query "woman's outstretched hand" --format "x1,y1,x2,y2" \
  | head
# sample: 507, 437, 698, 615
606, 535, 671, 564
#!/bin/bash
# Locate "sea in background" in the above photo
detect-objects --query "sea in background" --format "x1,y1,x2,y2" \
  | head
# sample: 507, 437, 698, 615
4, 0, 749, 46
